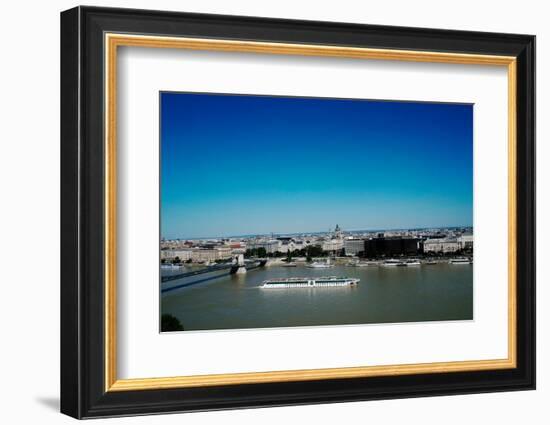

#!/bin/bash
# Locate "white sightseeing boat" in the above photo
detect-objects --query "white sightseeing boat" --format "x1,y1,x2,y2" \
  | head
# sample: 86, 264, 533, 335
381, 259, 405, 267
449, 258, 473, 265
261, 276, 359, 289
349, 260, 378, 267
307, 258, 334, 268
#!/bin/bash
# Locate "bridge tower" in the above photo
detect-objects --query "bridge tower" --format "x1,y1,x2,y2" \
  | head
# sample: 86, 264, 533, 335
235, 254, 247, 274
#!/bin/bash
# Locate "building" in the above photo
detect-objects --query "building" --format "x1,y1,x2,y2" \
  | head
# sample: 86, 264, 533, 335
278, 241, 295, 253
227, 242, 246, 255
292, 240, 307, 251
344, 239, 366, 256
247, 239, 281, 254
190, 247, 233, 263
363, 237, 421, 257
160, 249, 193, 261
321, 239, 344, 252
423, 238, 461, 253
458, 234, 474, 250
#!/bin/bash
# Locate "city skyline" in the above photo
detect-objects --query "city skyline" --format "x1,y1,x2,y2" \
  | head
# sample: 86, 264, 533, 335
161, 92, 473, 240
161, 224, 473, 242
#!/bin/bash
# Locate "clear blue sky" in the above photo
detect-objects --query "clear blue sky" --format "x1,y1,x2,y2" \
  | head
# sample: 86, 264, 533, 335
161, 92, 473, 239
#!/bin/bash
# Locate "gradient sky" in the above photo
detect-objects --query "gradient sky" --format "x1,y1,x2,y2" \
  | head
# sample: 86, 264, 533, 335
161, 92, 473, 239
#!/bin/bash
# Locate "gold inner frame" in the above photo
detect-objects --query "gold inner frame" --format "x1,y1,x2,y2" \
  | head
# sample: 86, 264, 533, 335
104, 33, 517, 392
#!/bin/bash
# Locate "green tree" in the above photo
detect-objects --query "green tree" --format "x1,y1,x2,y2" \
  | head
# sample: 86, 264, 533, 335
286, 250, 292, 263
161, 314, 184, 332
257, 247, 267, 258
306, 245, 323, 258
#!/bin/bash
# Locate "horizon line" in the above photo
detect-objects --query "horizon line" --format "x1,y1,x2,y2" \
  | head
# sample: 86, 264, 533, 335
162, 224, 473, 241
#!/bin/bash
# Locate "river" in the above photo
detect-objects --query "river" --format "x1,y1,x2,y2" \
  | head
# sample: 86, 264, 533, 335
161, 263, 473, 331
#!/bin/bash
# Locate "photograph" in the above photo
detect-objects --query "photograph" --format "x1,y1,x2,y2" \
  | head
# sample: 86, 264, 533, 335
159, 92, 474, 332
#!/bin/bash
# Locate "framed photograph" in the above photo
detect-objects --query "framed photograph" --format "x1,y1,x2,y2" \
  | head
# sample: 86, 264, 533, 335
60, 6, 535, 419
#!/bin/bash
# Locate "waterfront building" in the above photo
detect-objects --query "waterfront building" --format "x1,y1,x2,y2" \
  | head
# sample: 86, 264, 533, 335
228, 242, 246, 255
277, 241, 295, 253
274, 238, 293, 253
190, 247, 233, 262
344, 239, 366, 256
160, 239, 196, 251
363, 237, 421, 257
458, 234, 474, 250
423, 238, 461, 253
321, 238, 344, 252
247, 239, 281, 254
269, 237, 306, 253
292, 240, 307, 250
160, 246, 234, 263
160, 249, 193, 261
190, 249, 218, 263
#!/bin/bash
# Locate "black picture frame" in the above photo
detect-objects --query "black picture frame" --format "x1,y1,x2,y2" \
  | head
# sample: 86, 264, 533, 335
61, 5, 535, 419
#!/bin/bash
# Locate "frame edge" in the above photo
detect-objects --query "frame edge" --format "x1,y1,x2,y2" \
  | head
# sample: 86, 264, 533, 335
60, 6, 83, 420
